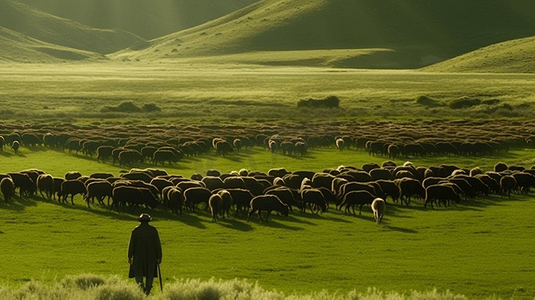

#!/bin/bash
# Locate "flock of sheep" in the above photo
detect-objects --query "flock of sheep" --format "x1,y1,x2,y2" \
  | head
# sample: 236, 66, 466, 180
1, 121, 535, 165
2, 159, 533, 225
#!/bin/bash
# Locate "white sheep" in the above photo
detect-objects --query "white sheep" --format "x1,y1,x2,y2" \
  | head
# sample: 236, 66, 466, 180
371, 198, 386, 224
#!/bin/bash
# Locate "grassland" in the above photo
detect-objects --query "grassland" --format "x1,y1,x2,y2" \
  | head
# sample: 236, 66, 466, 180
1, 146, 535, 299
0, 62, 534, 125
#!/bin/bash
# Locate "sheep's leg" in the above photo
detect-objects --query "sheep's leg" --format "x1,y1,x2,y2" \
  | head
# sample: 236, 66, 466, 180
265, 211, 271, 222
359, 204, 363, 215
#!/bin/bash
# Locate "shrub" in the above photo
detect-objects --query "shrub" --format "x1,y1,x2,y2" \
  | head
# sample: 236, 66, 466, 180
142, 103, 162, 112
297, 96, 340, 108
449, 97, 481, 109
416, 95, 441, 107
101, 102, 142, 113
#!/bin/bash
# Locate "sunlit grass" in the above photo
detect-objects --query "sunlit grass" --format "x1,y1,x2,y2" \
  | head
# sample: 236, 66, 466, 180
0, 63, 534, 125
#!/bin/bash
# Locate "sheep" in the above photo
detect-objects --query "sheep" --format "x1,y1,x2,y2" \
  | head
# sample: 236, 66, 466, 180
111, 186, 159, 211
375, 180, 401, 202
371, 198, 386, 224
153, 149, 178, 165
247, 194, 289, 222
1, 177, 15, 203
209, 193, 224, 222
150, 178, 174, 195
225, 188, 254, 216
369, 169, 394, 181
85, 180, 113, 207
0, 136, 5, 151
512, 173, 535, 193
338, 190, 375, 215
494, 162, 508, 173
65, 171, 83, 180
11, 140, 20, 155
36, 174, 55, 199
396, 178, 425, 206
183, 187, 212, 211
300, 188, 327, 214
424, 184, 461, 208
7, 172, 35, 197
335, 138, 345, 151
60, 180, 87, 205
209, 190, 233, 222
166, 188, 184, 216
96, 146, 114, 162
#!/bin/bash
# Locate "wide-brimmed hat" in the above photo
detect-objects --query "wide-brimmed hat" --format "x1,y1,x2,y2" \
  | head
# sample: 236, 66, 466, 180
137, 213, 152, 222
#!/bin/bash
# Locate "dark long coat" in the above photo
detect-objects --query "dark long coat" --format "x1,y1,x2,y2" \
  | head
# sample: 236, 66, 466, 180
128, 222, 162, 278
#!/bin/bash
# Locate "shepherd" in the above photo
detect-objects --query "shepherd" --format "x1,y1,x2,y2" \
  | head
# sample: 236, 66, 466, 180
128, 213, 163, 295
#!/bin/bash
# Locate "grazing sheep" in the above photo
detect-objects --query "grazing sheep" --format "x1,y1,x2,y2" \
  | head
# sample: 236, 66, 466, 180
1, 177, 15, 203
338, 190, 375, 215
511, 173, 535, 194
11, 140, 20, 155
375, 180, 401, 202
335, 138, 345, 151
118, 150, 144, 166
300, 188, 327, 214
96, 146, 114, 162
396, 178, 425, 206
7, 172, 35, 197
470, 167, 484, 177
268, 168, 290, 178
166, 188, 184, 216
53, 177, 64, 200
153, 149, 178, 165
0, 136, 5, 151
424, 184, 461, 208
247, 194, 289, 222
494, 162, 508, 173
36, 174, 55, 199
65, 171, 83, 180
371, 198, 386, 224
150, 178, 174, 195
85, 180, 113, 207
111, 186, 159, 211
209, 193, 224, 222
60, 180, 87, 205
183, 187, 212, 211
369, 169, 394, 181
226, 188, 254, 216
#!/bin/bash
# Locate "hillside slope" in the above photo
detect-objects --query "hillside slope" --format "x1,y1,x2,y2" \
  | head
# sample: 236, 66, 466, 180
112, 0, 535, 68
0, 0, 142, 54
17, 0, 260, 40
0, 26, 104, 63
422, 36, 535, 73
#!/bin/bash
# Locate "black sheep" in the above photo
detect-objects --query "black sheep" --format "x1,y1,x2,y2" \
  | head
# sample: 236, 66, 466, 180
424, 184, 461, 208
85, 180, 113, 207
1, 177, 15, 203
247, 195, 289, 222
300, 188, 327, 214
60, 180, 87, 205
37, 174, 55, 199
338, 190, 375, 215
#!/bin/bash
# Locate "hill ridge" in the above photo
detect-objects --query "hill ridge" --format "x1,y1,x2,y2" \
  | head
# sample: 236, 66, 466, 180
0, 0, 142, 55
112, 0, 535, 69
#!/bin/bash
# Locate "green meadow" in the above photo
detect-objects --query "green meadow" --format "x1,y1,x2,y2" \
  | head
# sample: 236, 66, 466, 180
2, 145, 535, 299
0, 63, 534, 125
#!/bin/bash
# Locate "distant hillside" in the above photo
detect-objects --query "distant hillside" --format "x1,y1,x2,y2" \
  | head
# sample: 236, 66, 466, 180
422, 36, 535, 73
112, 0, 535, 68
17, 0, 260, 39
0, 0, 142, 54
0, 26, 104, 63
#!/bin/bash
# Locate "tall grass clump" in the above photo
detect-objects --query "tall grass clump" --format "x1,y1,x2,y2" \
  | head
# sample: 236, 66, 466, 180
0, 275, 472, 300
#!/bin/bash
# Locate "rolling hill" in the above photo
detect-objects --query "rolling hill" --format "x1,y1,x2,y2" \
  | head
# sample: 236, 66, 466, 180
17, 0, 260, 39
422, 35, 535, 73
111, 0, 535, 68
0, 0, 142, 55
0, 26, 104, 63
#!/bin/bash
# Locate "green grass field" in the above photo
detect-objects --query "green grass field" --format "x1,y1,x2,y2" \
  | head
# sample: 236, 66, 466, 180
0, 63, 534, 125
2, 146, 535, 299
